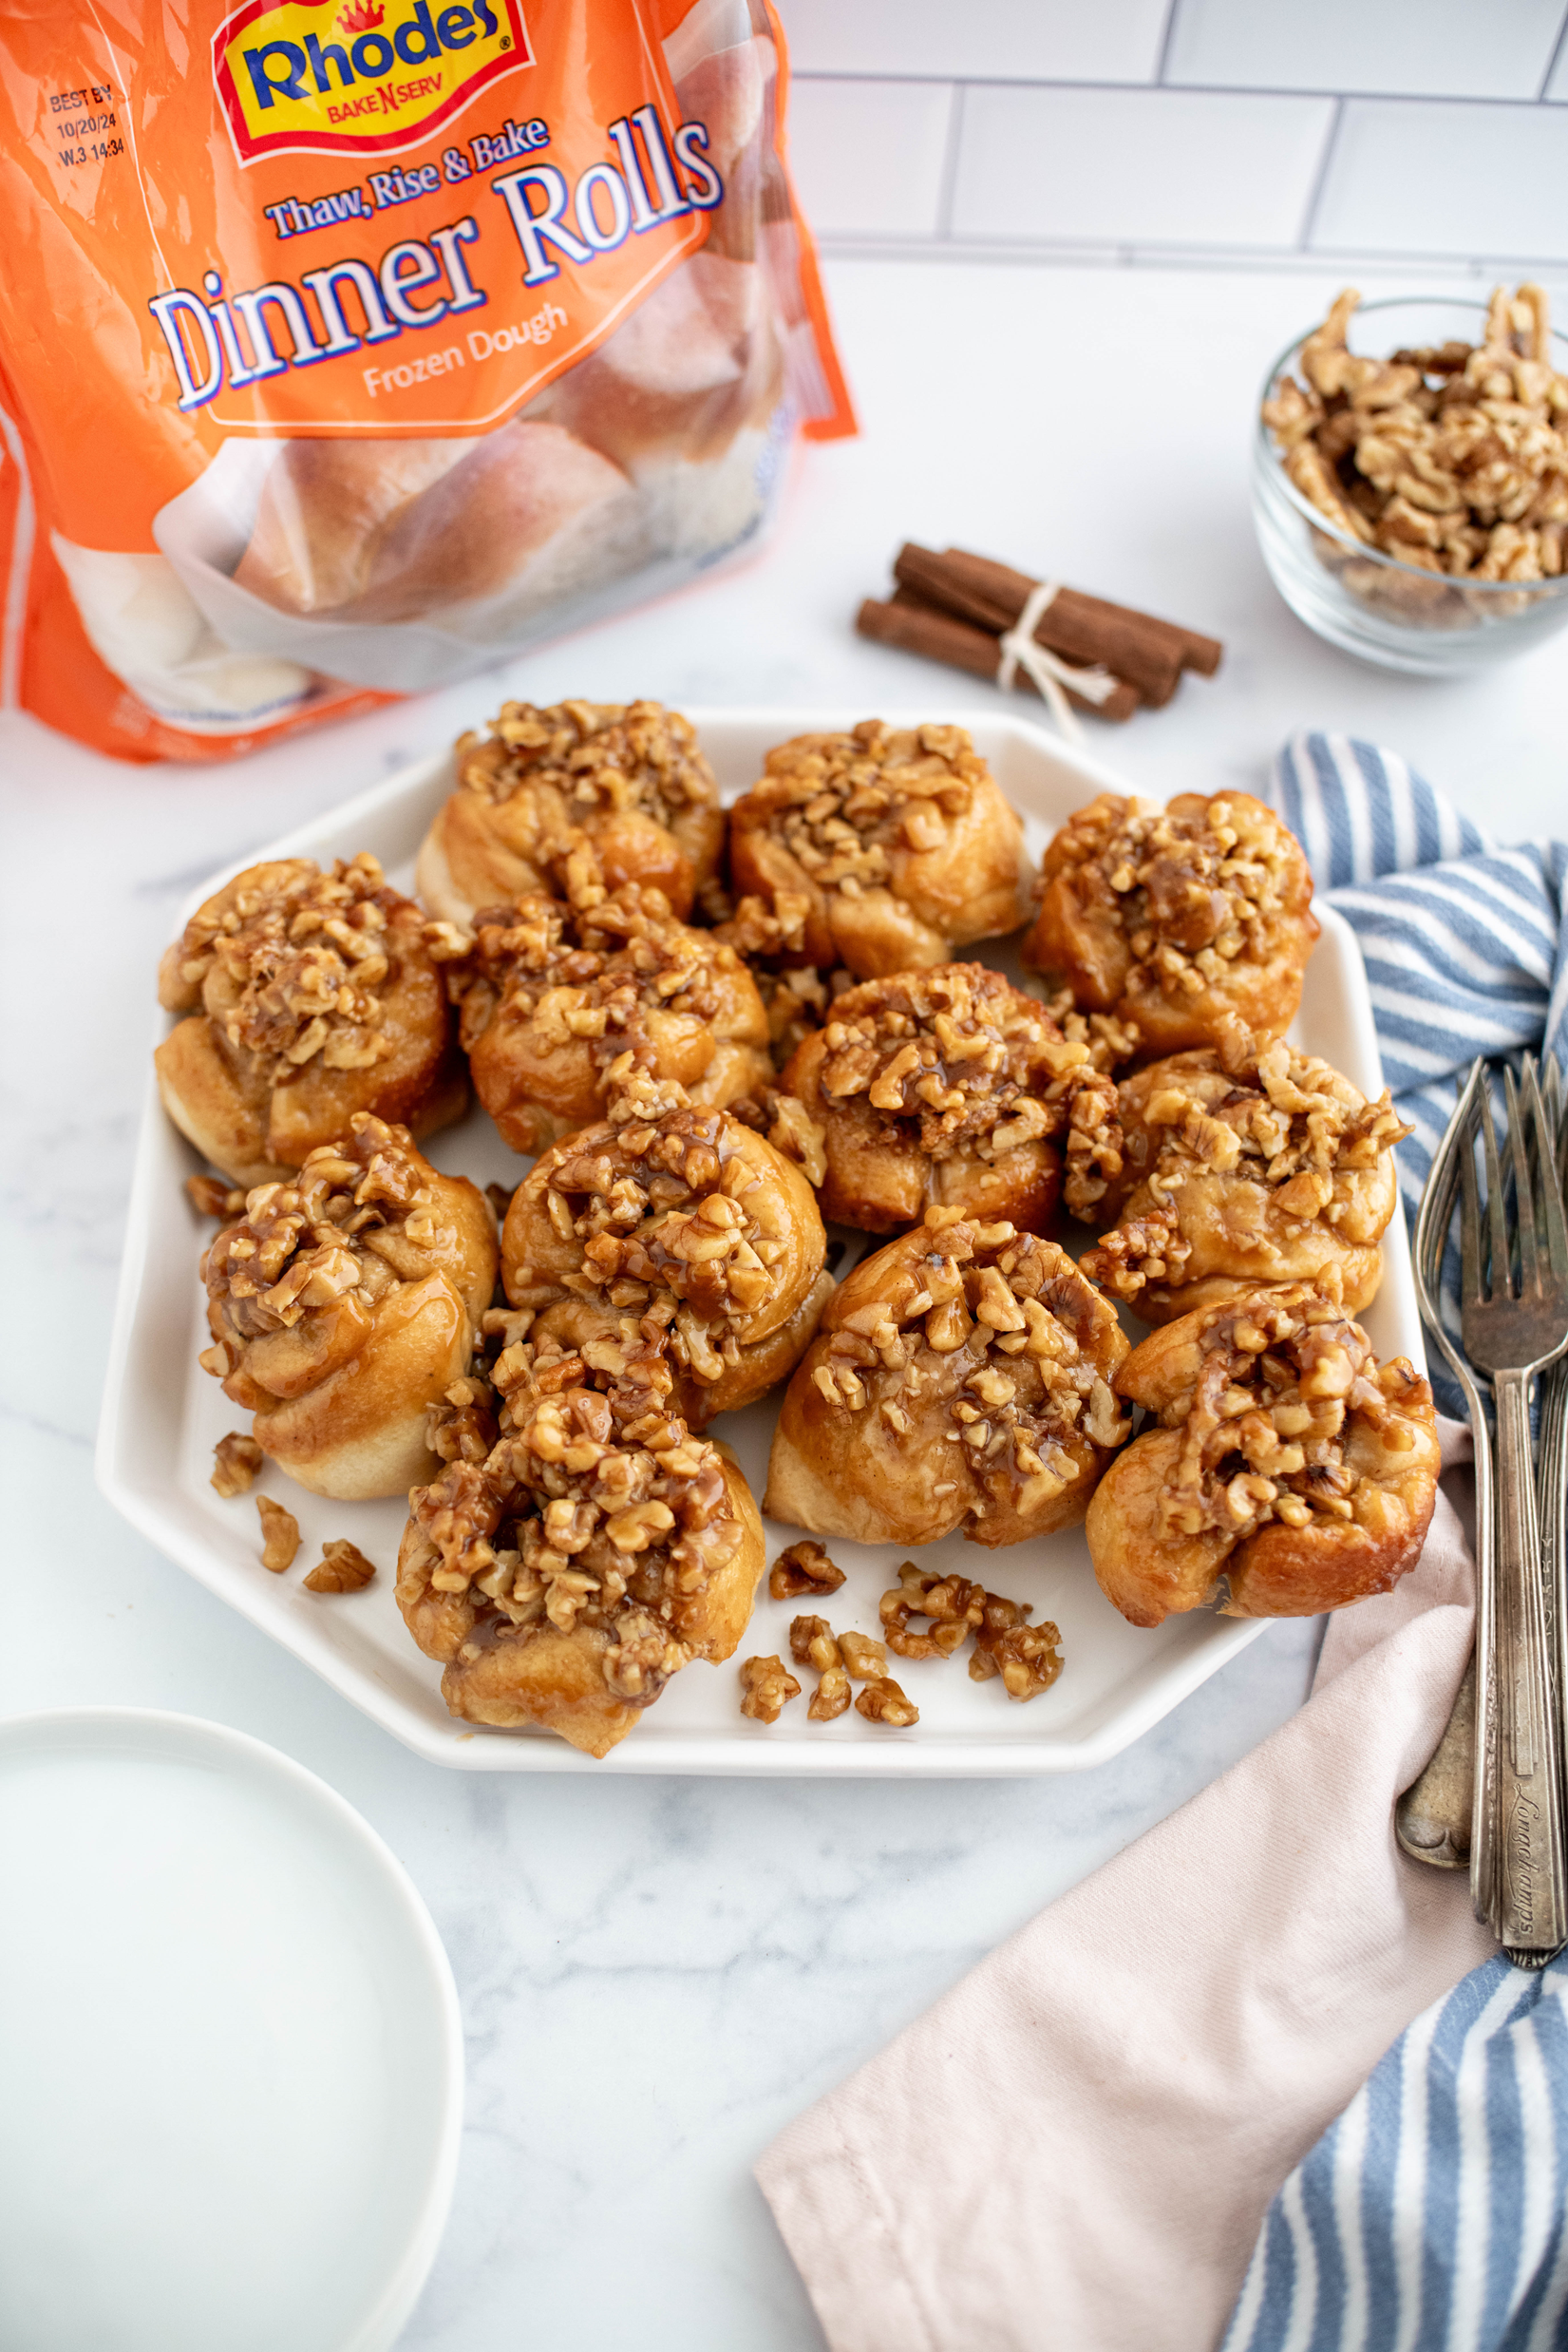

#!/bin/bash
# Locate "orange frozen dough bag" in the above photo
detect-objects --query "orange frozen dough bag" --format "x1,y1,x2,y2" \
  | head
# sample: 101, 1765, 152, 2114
0, 0, 853, 761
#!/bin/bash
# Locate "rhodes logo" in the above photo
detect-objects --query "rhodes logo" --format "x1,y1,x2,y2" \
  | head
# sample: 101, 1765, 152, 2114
213, 0, 531, 163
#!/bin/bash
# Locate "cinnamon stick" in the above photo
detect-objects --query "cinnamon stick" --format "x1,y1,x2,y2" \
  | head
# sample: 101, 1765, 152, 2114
857, 592, 1138, 721
893, 544, 1222, 708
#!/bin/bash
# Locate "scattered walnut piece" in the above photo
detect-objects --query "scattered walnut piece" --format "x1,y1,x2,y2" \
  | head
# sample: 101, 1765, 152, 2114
485, 1182, 517, 1223
789, 1614, 842, 1673
769, 1540, 847, 1602
839, 1630, 888, 1681
739, 1655, 802, 1723
809, 1666, 852, 1721
970, 1593, 1063, 1701
187, 1174, 246, 1220
855, 1676, 919, 1727
304, 1538, 376, 1593
212, 1431, 265, 1497
880, 1563, 985, 1660
256, 1494, 300, 1573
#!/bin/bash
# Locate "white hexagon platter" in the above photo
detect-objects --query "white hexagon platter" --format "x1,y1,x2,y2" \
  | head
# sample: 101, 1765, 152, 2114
98, 709, 1422, 1773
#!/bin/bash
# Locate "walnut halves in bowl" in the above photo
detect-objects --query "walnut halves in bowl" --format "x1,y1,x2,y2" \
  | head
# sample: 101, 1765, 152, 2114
501, 1094, 832, 1424
396, 1320, 765, 1757
1025, 791, 1316, 1055
727, 720, 1030, 979
199, 1114, 498, 1500
1086, 1283, 1438, 1627
443, 882, 771, 1155
1081, 1034, 1409, 1323
765, 1206, 1130, 1549
779, 962, 1091, 1234
157, 853, 464, 1188
416, 698, 725, 927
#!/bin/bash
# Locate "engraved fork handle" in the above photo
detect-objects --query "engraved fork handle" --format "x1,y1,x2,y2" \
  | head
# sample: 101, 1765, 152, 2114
1492, 1365, 1568, 1953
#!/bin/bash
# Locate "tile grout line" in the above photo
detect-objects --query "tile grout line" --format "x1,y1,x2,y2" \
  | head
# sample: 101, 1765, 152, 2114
1154, 0, 1183, 86
934, 82, 965, 242
810, 235, 1568, 280
1296, 94, 1346, 252
1538, 2, 1568, 98
790, 69, 1568, 112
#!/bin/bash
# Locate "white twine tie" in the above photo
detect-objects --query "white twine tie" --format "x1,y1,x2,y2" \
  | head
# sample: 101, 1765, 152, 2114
994, 579, 1120, 743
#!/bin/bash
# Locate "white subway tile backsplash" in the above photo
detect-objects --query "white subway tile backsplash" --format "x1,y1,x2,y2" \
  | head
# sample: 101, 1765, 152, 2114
950, 85, 1334, 251
1164, 0, 1568, 103
1312, 98, 1568, 258
1545, 28, 1568, 97
773, 0, 1169, 86
784, 78, 954, 238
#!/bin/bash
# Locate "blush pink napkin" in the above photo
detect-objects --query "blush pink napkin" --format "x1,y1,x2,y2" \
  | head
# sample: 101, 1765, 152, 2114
756, 1425, 1497, 2352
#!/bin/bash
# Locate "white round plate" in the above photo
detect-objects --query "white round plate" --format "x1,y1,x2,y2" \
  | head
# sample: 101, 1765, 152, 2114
0, 1710, 463, 2352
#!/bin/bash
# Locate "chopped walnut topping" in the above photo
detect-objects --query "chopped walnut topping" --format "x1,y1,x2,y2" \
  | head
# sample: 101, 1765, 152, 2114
200, 1114, 454, 1378
1084, 1036, 1411, 1299
765, 1091, 828, 1189
456, 699, 718, 834
740, 1655, 802, 1723
1062, 1067, 1124, 1219
745, 720, 991, 900
1160, 1284, 1422, 1546
438, 881, 743, 1115
1041, 994, 1142, 1076
211, 1431, 264, 1497
405, 1324, 742, 1709
522, 1106, 794, 1378
808, 1665, 852, 1720
839, 1630, 888, 1680
1264, 284, 1568, 589
305, 1537, 375, 1591
769, 1540, 847, 1601
167, 853, 402, 1076
855, 1676, 919, 1727
969, 1592, 1063, 1701
812, 964, 1087, 1163
812, 1212, 1129, 1508
256, 1494, 300, 1573
425, 1371, 501, 1467
1043, 797, 1297, 1007
187, 1175, 247, 1220
750, 966, 855, 1069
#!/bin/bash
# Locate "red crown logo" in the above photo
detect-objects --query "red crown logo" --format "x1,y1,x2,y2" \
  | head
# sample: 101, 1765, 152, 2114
336, 0, 384, 30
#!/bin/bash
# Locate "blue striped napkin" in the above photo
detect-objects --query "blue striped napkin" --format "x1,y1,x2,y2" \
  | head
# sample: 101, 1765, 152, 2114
1263, 732, 1568, 1418
1223, 1953, 1568, 2351
1222, 736, 1568, 2352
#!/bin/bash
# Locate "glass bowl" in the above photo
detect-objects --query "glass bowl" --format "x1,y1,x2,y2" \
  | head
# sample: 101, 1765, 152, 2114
1252, 294, 1568, 674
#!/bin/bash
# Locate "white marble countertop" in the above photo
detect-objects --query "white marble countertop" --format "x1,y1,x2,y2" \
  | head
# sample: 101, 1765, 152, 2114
3, 256, 1562, 2350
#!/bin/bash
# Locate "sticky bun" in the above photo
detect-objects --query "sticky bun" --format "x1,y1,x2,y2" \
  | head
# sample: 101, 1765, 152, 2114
501, 1087, 831, 1424
397, 1320, 765, 1757
727, 720, 1030, 978
199, 1115, 498, 1500
156, 853, 463, 1188
1086, 1281, 1438, 1627
778, 963, 1091, 1234
1081, 1033, 1409, 1322
765, 1207, 1130, 1548
415, 699, 725, 927
435, 880, 770, 1155
1024, 791, 1317, 1054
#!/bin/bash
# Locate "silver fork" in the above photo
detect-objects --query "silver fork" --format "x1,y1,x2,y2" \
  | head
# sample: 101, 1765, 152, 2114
1459, 1054, 1568, 1958
1398, 1057, 1495, 1893
1541, 1054, 1568, 1727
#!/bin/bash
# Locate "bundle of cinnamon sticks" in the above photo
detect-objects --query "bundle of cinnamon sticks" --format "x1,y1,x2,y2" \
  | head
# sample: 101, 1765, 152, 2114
857, 544, 1223, 720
